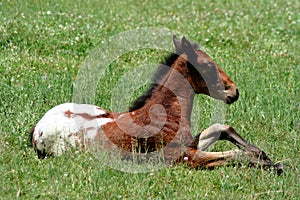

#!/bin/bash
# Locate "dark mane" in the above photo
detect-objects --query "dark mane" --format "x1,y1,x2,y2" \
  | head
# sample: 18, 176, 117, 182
128, 42, 199, 112
128, 53, 179, 111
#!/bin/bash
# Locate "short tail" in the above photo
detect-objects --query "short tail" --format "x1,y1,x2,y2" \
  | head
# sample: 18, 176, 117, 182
28, 125, 35, 147
28, 125, 48, 159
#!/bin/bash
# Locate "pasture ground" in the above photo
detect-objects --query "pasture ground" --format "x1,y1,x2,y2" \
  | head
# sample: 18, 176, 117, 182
1, 0, 299, 199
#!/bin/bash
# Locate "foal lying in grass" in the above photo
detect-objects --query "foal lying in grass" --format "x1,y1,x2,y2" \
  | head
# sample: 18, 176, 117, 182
30, 36, 283, 174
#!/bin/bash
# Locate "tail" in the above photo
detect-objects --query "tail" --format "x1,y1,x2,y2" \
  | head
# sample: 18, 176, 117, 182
28, 125, 35, 147
28, 125, 48, 159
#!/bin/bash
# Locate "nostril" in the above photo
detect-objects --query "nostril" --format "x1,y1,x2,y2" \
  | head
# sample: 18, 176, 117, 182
225, 88, 239, 104
228, 89, 239, 102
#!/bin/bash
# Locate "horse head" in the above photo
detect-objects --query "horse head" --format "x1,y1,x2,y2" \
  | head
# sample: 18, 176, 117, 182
173, 36, 239, 104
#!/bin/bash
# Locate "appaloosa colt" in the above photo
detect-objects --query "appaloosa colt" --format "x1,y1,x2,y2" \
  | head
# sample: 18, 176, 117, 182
31, 36, 282, 174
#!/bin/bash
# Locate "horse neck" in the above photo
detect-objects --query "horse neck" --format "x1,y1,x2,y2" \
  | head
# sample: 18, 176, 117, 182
141, 62, 195, 124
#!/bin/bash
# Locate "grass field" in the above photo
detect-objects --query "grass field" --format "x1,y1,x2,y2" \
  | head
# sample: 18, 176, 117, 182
1, 0, 299, 199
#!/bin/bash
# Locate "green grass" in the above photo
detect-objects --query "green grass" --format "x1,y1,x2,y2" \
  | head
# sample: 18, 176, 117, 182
1, 0, 299, 199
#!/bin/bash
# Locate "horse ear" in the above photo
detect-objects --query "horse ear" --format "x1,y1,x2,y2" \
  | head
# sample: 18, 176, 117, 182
173, 35, 183, 55
181, 36, 198, 61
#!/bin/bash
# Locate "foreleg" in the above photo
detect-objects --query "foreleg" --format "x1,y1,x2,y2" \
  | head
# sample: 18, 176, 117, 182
179, 148, 244, 168
193, 123, 283, 174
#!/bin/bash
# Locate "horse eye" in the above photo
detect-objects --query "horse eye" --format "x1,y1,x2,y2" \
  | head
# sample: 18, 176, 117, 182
207, 64, 216, 72
225, 85, 231, 90
204, 61, 213, 68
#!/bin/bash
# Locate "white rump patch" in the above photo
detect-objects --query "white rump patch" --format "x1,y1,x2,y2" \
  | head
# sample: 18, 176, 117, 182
33, 103, 113, 156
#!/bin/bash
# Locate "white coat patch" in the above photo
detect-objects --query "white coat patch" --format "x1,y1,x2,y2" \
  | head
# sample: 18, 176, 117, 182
33, 103, 113, 156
